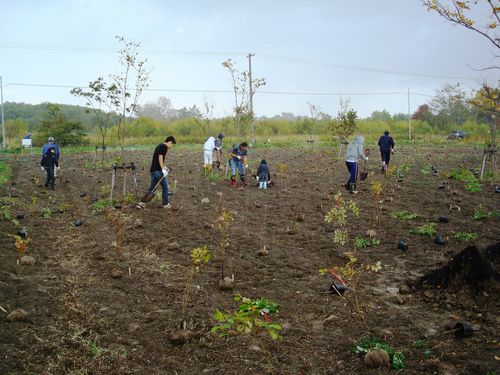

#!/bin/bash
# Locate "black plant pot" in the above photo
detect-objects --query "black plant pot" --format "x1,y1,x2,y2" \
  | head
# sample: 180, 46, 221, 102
330, 283, 347, 295
16, 213, 24, 220
74, 219, 83, 227
434, 235, 446, 246
438, 216, 449, 223
398, 240, 408, 251
454, 322, 473, 339
79, 192, 87, 198
16, 228, 28, 238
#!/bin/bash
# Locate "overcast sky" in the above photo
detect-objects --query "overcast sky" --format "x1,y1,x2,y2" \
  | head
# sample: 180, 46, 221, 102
1, 0, 498, 118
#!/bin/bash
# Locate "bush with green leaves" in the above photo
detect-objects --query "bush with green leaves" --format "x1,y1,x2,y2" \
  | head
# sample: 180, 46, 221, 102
390, 211, 419, 220
211, 294, 282, 340
354, 237, 381, 249
409, 222, 437, 236
354, 337, 406, 370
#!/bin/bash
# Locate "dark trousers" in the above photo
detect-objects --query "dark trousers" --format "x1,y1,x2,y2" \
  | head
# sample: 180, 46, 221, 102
345, 161, 358, 184
381, 150, 391, 165
45, 167, 55, 189
149, 170, 169, 205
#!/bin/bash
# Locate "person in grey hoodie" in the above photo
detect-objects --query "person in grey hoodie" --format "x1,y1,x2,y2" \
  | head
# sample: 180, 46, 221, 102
345, 135, 369, 194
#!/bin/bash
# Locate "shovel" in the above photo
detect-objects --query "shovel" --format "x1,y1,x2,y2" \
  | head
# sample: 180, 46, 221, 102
359, 149, 370, 181
359, 159, 369, 181
138, 168, 172, 205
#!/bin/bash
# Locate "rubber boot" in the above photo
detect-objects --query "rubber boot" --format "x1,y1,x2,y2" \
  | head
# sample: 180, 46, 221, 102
241, 176, 248, 187
349, 183, 358, 194
231, 176, 237, 187
345, 180, 350, 190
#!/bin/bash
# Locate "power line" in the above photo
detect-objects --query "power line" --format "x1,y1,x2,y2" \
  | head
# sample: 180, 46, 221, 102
256, 53, 477, 81
0, 42, 477, 81
3, 82, 429, 97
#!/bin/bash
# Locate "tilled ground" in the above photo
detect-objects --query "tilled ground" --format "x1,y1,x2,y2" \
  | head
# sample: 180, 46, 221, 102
0, 144, 499, 374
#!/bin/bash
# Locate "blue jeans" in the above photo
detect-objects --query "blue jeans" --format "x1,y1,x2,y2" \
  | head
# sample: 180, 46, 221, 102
230, 158, 245, 178
345, 161, 358, 184
149, 171, 169, 205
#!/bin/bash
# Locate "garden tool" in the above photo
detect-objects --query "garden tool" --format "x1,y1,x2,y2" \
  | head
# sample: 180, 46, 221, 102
359, 159, 369, 181
359, 148, 370, 181
137, 176, 165, 207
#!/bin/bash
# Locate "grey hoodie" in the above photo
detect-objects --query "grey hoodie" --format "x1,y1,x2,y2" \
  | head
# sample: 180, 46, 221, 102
345, 135, 368, 162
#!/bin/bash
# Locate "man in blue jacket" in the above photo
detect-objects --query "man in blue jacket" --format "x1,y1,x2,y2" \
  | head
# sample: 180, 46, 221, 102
377, 131, 395, 173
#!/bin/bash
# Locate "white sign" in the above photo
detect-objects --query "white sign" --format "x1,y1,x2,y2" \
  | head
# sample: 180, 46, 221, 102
22, 139, 32, 147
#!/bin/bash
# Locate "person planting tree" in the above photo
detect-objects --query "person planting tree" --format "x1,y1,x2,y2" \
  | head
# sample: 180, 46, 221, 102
345, 135, 369, 194
213, 133, 225, 170
138, 136, 176, 209
230, 142, 249, 188
378, 130, 395, 173
203, 135, 216, 171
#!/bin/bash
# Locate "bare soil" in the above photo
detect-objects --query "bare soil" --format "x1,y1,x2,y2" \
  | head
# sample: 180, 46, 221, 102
0, 144, 499, 374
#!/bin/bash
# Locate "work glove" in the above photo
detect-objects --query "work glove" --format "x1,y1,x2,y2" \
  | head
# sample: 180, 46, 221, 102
237, 155, 242, 160
256, 176, 259, 181
244, 164, 249, 169
41, 166, 45, 172
162, 167, 169, 177
391, 149, 394, 154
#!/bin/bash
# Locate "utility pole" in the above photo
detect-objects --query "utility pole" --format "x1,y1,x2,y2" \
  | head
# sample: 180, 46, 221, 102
407, 88, 412, 141
248, 53, 255, 145
1, 76, 5, 149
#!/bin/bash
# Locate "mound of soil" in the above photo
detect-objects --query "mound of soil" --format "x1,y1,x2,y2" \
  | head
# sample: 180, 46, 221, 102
417, 243, 499, 293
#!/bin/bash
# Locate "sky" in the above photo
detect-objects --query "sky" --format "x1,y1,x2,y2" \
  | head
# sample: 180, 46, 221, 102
0, 0, 498, 118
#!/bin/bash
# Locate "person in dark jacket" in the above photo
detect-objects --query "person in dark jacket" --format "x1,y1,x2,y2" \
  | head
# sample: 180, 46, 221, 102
230, 142, 248, 187
40, 146, 59, 190
138, 136, 176, 209
256, 159, 271, 189
377, 131, 395, 173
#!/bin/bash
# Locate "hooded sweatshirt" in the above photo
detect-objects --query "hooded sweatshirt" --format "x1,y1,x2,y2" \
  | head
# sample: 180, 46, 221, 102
345, 135, 368, 162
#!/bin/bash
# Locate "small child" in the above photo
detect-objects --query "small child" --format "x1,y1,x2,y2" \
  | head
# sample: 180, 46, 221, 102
40, 146, 59, 190
256, 159, 271, 190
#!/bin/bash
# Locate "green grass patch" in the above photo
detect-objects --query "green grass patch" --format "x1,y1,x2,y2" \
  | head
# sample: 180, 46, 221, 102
354, 237, 381, 249
391, 211, 419, 220
454, 231, 478, 241
409, 223, 437, 236
0, 161, 12, 187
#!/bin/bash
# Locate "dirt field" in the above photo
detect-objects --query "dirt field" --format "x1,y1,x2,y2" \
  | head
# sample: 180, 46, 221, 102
0, 144, 498, 375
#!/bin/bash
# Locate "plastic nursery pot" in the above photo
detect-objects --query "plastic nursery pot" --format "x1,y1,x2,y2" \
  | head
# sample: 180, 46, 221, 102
438, 216, 449, 223
397, 240, 408, 251
74, 219, 83, 227
434, 235, 446, 246
16, 228, 28, 238
16, 213, 25, 220
454, 322, 474, 339
330, 283, 347, 295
